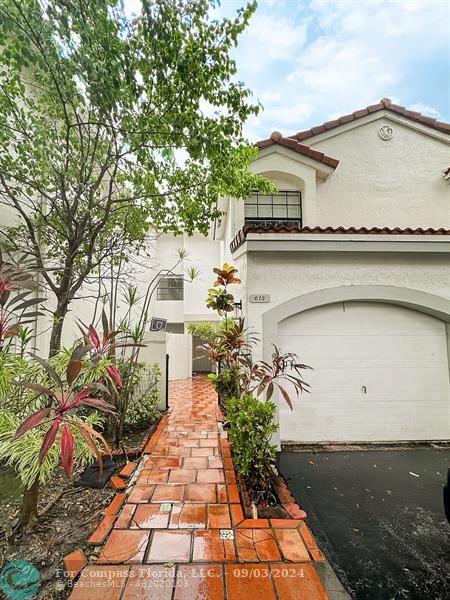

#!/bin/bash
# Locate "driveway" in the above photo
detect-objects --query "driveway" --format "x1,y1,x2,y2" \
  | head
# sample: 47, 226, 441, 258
278, 447, 450, 600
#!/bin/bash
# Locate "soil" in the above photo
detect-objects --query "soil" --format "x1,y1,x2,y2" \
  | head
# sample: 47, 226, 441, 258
241, 474, 289, 519
121, 427, 148, 451
0, 423, 155, 600
258, 504, 289, 519
0, 465, 119, 599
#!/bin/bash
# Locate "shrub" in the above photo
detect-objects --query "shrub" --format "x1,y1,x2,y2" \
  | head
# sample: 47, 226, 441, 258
208, 367, 240, 405
188, 320, 239, 343
124, 362, 161, 431
0, 352, 43, 412
0, 411, 104, 488
187, 321, 219, 342
226, 395, 278, 494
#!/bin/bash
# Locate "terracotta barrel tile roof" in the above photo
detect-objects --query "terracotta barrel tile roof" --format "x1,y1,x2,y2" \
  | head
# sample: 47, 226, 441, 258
230, 224, 450, 253
290, 98, 450, 142
256, 131, 339, 168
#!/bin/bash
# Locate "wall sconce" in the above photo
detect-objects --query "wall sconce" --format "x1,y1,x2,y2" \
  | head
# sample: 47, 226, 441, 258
233, 300, 242, 321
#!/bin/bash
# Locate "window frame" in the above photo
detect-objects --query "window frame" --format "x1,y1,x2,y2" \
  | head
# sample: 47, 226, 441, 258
244, 190, 302, 225
157, 275, 184, 301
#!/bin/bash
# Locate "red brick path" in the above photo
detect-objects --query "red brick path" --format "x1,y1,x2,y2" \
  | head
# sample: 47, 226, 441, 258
69, 376, 329, 599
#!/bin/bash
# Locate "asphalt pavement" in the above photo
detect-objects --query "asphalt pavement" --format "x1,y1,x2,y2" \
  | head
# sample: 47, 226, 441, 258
278, 447, 450, 600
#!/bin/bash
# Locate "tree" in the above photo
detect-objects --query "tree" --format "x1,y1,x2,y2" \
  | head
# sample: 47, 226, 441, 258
0, 0, 271, 355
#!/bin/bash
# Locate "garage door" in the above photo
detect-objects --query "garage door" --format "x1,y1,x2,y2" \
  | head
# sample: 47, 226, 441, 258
278, 302, 450, 443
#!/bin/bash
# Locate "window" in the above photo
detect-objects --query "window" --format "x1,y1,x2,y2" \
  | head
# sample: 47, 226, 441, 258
157, 276, 184, 301
244, 190, 302, 226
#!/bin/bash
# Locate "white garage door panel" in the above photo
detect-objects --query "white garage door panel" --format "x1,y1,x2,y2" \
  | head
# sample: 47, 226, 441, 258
287, 369, 446, 400
277, 302, 450, 442
279, 401, 449, 442
281, 336, 445, 370
281, 303, 445, 334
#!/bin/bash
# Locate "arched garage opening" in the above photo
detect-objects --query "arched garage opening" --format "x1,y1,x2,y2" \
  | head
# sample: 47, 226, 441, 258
262, 286, 450, 443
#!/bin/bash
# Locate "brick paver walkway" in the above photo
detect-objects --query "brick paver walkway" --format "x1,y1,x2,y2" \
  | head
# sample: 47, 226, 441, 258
69, 376, 329, 599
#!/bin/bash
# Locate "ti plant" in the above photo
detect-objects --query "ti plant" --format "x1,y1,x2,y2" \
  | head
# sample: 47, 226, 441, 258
202, 264, 311, 412
0, 250, 44, 350
78, 309, 138, 388
78, 309, 144, 446
246, 345, 311, 409
14, 344, 115, 478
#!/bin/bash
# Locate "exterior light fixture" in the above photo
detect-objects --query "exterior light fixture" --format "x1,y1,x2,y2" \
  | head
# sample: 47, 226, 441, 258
233, 300, 242, 321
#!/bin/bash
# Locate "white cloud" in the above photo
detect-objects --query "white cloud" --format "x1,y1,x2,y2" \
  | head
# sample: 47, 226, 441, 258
262, 102, 316, 127
408, 103, 441, 118
124, 0, 141, 17
230, 0, 450, 139
122, 0, 449, 140
235, 13, 308, 75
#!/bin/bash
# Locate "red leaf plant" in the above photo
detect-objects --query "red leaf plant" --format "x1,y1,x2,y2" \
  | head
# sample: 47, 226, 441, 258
247, 345, 312, 410
78, 309, 139, 359
14, 344, 115, 476
78, 309, 140, 388
0, 250, 45, 349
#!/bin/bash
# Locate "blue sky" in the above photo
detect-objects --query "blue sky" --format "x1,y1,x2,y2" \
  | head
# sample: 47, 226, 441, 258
126, 0, 450, 141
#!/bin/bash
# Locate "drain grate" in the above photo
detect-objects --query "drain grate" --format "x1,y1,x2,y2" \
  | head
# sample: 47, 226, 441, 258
220, 529, 235, 541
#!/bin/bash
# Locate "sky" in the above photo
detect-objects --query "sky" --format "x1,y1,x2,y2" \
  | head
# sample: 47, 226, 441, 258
125, 0, 450, 141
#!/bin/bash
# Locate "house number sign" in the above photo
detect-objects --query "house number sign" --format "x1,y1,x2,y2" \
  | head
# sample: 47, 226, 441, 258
249, 294, 270, 303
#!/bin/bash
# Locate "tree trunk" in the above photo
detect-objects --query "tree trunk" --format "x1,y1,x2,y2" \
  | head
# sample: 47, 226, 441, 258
49, 302, 69, 357
18, 478, 40, 532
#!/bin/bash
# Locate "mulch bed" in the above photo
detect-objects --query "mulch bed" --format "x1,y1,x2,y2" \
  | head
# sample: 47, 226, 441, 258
0, 467, 116, 599
237, 471, 291, 519
0, 419, 161, 600
234, 461, 306, 521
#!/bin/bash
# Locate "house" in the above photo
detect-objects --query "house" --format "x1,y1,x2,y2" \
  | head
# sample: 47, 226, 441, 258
3, 96, 449, 444
41, 230, 221, 381
145, 231, 221, 380
214, 98, 450, 445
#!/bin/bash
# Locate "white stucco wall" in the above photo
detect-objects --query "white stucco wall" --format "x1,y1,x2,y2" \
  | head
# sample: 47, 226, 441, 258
149, 231, 221, 324
183, 234, 221, 320
219, 112, 450, 236
243, 249, 450, 361
311, 115, 450, 229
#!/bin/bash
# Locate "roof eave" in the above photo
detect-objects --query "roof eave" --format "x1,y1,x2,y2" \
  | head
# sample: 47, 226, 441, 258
290, 98, 450, 143
255, 135, 339, 178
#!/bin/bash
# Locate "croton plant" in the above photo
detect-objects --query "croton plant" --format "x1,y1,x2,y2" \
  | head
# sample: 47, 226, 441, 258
206, 263, 241, 316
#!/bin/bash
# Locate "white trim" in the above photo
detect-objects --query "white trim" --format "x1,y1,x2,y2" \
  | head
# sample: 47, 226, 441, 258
303, 111, 450, 146
254, 145, 336, 179
232, 234, 450, 255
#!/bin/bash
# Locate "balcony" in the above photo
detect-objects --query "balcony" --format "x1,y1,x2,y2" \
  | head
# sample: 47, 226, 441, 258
244, 190, 302, 228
